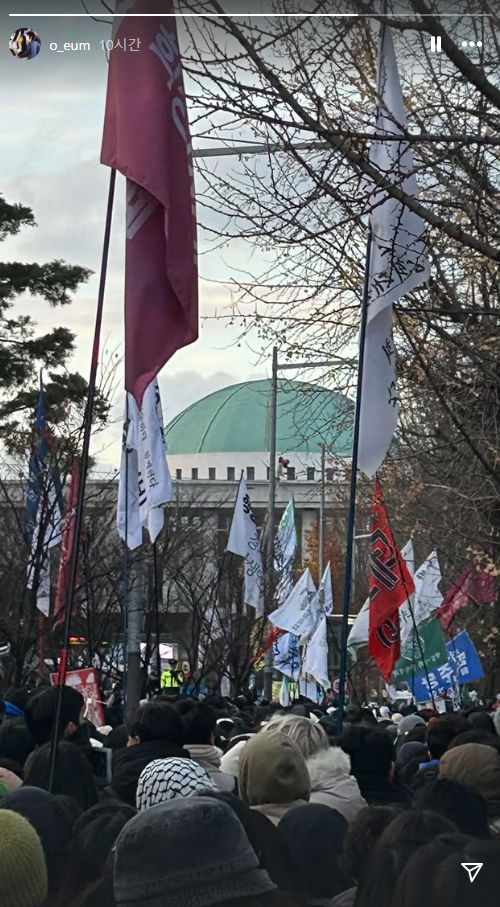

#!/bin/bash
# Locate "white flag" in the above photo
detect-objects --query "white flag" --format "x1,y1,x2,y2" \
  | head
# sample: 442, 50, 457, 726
227, 476, 264, 616
358, 27, 430, 476
268, 568, 317, 638
279, 676, 291, 707
347, 539, 414, 660
304, 615, 330, 691
117, 379, 173, 550
275, 498, 297, 605
273, 632, 301, 680
310, 563, 334, 621
399, 550, 442, 644
299, 676, 322, 703
36, 558, 51, 617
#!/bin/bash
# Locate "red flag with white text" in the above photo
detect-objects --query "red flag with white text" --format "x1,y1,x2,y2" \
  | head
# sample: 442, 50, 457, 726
53, 457, 81, 629
101, 0, 198, 408
368, 479, 415, 682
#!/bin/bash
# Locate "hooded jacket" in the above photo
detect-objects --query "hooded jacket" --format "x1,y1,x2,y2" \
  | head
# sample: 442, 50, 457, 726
239, 732, 310, 826
184, 744, 236, 792
439, 743, 500, 834
111, 738, 190, 805
306, 747, 367, 822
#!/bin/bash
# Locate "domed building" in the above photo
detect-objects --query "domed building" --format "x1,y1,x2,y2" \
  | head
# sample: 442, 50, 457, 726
165, 377, 354, 553
166, 378, 353, 483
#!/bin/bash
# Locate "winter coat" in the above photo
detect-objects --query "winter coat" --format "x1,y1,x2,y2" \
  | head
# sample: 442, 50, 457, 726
330, 887, 357, 907
251, 799, 310, 826
110, 738, 190, 805
307, 747, 367, 823
185, 744, 236, 792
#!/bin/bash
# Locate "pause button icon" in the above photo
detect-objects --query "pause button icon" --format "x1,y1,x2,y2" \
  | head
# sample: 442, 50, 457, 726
430, 36, 442, 52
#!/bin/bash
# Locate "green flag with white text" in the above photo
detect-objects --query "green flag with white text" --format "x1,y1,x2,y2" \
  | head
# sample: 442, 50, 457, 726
391, 618, 448, 685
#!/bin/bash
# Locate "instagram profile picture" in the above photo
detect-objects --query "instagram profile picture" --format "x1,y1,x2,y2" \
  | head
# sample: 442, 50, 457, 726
9, 28, 41, 61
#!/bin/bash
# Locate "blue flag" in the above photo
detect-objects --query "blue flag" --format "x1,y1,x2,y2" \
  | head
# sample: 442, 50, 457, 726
409, 630, 483, 701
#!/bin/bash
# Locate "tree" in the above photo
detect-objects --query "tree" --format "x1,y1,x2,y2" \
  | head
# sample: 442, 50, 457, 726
0, 193, 109, 443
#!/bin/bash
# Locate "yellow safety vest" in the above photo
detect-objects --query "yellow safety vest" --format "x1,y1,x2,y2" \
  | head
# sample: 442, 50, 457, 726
161, 669, 181, 689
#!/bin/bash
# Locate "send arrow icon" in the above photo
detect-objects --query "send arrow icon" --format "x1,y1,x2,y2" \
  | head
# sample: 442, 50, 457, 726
461, 863, 483, 883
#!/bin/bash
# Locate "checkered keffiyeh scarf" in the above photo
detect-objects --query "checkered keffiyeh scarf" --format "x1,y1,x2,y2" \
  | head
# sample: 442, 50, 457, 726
136, 757, 217, 812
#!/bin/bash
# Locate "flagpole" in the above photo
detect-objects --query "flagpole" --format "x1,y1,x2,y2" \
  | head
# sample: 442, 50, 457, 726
49, 168, 116, 790
264, 346, 278, 700
336, 229, 373, 734
319, 443, 326, 580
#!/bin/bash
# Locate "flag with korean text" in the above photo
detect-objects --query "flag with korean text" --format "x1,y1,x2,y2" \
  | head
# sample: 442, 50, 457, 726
275, 499, 297, 605
368, 480, 415, 682
358, 26, 429, 476
269, 568, 317, 639
101, 0, 198, 409
227, 476, 265, 616
117, 380, 173, 549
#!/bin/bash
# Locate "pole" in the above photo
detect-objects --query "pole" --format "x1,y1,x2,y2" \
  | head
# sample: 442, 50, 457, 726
153, 541, 162, 690
49, 168, 116, 790
336, 230, 373, 735
126, 560, 143, 715
319, 443, 326, 580
263, 346, 278, 700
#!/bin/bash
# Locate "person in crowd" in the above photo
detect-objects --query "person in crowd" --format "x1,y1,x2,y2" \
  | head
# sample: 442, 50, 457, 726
110, 701, 190, 805
25, 685, 86, 746
220, 733, 254, 783
136, 756, 216, 811
464, 707, 497, 736
238, 731, 310, 825
439, 742, 500, 835
330, 806, 403, 907
0, 809, 48, 907
413, 777, 490, 838
263, 714, 366, 821
201, 790, 308, 907
24, 740, 99, 811
395, 715, 426, 751
0, 786, 73, 898
113, 796, 292, 907
353, 810, 457, 907
182, 702, 236, 792
280, 803, 351, 905
54, 800, 136, 906
338, 725, 410, 806
0, 716, 35, 769
393, 833, 500, 907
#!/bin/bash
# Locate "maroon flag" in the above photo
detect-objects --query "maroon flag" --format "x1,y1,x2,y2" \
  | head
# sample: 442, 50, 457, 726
437, 563, 495, 631
101, 0, 198, 408
368, 479, 415, 682
53, 457, 81, 629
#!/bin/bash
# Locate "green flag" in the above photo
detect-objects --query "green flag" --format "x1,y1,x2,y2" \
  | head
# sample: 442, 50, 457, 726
391, 618, 448, 685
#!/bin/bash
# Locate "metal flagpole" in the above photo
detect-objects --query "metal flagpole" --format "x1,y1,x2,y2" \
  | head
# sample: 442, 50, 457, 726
319, 443, 326, 580
49, 168, 117, 790
264, 346, 278, 700
336, 229, 373, 734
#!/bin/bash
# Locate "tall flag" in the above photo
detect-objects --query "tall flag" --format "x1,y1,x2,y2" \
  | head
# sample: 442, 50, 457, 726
268, 568, 317, 639
368, 481, 415, 682
273, 631, 301, 680
227, 476, 265, 616
117, 380, 173, 550
399, 550, 442, 644
25, 390, 64, 616
304, 616, 330, 691
437, 562, 495, 631
53, 457, 82, 628
347, 539, 413, 661
101, 0, 198, 409
274, 498, 297, 604
358, 26, 429, 476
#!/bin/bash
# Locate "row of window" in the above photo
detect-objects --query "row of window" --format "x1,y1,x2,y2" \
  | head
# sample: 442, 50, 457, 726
175, 466, 335, 482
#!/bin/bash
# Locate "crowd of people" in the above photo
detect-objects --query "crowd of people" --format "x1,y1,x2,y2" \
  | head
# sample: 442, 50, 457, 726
1, 685, 500, 907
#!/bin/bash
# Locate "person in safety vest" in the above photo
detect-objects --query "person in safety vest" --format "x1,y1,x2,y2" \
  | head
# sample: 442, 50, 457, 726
161, 660, 184, 695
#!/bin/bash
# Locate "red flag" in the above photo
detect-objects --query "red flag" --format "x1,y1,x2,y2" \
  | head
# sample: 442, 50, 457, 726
437, 563, 495, 631
101, 1, 198, 409
53, 457, 81, 629
252, 626, 285, 665
368, 480, 415, 682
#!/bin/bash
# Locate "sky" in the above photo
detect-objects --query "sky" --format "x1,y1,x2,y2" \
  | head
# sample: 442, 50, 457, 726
0, 5, 270, 472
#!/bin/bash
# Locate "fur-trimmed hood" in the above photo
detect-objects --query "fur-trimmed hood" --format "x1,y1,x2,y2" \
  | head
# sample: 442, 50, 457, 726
306, 747, 367, 822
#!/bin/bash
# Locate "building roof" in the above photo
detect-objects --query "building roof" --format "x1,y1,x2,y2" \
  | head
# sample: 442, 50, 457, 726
165, 379, 353, 456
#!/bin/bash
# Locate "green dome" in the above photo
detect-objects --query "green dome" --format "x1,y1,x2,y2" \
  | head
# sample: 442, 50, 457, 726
165, 379, 353, 456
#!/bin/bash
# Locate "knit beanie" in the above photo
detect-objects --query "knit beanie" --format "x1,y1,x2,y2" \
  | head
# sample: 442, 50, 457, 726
0, 810, 48, 907
239, 731, 310, 806
114, 796, 276, 907
440, 743, 500, 804
136, 757, 217, 811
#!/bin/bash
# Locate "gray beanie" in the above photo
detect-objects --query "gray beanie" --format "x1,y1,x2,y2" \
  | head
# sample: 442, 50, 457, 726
114, 796, 276, 907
